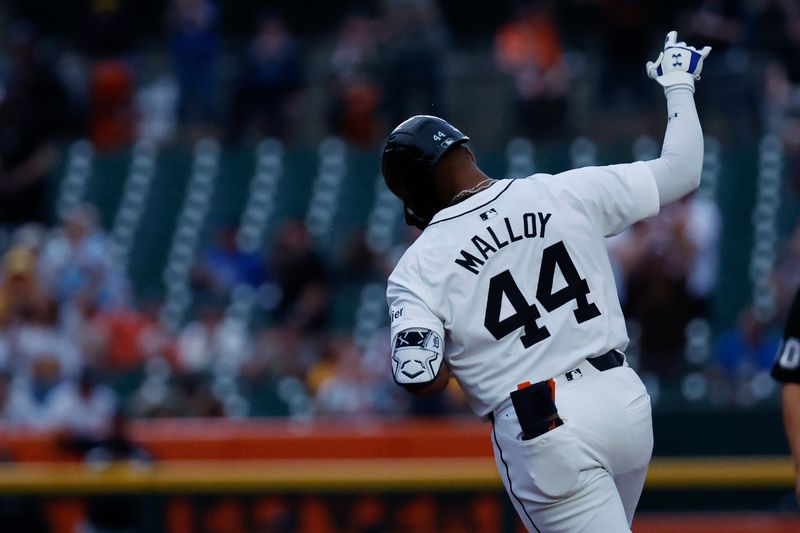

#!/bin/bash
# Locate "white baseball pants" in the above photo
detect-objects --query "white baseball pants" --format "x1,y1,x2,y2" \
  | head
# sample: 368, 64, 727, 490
490, 362, 653, 533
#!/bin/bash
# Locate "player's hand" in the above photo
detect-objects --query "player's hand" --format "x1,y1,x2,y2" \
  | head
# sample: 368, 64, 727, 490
646, 31, 711, 93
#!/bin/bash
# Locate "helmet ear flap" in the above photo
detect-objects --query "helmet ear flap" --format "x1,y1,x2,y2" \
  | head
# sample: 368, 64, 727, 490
394, 166, 432, 230
382, 145, 433, 229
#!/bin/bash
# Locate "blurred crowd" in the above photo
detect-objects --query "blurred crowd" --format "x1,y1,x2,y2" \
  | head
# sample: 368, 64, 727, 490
0, 0, 800, 424
0, 201, 473, 433
2, 0, 800, 148
0, 192, 794, 429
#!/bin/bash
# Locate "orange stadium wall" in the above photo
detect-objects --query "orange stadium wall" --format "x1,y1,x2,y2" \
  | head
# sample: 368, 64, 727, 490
2, 418, 800, 533
0, 418, 494, 462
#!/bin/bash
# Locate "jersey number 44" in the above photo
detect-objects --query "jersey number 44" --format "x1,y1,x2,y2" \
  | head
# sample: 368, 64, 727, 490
484, 241, 601, 348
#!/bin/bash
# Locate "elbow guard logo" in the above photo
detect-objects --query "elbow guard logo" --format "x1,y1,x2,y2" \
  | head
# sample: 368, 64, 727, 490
391, 328, 444, 384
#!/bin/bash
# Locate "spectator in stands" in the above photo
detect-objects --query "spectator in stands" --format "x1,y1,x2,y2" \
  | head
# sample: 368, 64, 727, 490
78, 0, 139, 150
715, 305, 781, 377
0, 369, 35, 426
8, 298, 82, 381
248, 324, 320, 382
38, 203, 130, 310
167, 0, 220, 135
176, 295, 251, 373
271, 220, 331, 333
328, 13, 383, 147
607, 205, 703, 377
380, 0, 447, 124
192, 225, 267, 294
675, 193, 721, 317
305, 338, 338, 398
312, 338, 374, 416
87, 59, 135, 151
0, 371, 11, 420
10, 222, 47, 254
0, 246, 48, 328
45, 367, 118, 439
711, 304, 781, 404
78, 294, 176, 372
494, 0, 569, 140
5, 358, 63, 429
610, 192, 720, 312
0, 20, 71, 226
228, 12, 302, 141
165, 372, 224, 417
136, 297, 179, 365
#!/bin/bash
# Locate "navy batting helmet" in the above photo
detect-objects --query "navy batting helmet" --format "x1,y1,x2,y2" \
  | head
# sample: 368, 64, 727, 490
381, 115, 470, 229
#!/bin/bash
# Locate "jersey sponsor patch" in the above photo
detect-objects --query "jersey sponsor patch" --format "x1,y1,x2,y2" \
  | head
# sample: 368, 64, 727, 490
389, 307, 404, 323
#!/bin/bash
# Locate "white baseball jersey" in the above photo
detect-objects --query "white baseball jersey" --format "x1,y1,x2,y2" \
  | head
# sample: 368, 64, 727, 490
387, 162, 660, 417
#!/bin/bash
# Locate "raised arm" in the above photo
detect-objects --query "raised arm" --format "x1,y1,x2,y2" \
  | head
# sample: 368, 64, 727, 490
644, 31, 712, 207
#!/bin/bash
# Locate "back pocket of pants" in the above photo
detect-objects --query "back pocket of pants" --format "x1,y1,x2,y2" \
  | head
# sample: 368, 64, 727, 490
519, 423, 580, 499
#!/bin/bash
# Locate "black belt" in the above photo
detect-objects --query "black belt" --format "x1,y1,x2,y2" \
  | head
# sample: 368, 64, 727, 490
588, 349, 625, 372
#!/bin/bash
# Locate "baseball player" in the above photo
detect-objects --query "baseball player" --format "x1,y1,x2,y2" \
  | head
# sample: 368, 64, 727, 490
382, 31, 711, 532
771, 287, 800, 505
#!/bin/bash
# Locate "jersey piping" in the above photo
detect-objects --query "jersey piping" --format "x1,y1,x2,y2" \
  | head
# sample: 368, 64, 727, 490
427, 179, 517, 226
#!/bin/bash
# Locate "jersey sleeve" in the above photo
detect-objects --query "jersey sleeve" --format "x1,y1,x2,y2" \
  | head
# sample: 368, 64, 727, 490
555, 161, 661, 237
771, 288, 800, 383
386, 265, 446, 385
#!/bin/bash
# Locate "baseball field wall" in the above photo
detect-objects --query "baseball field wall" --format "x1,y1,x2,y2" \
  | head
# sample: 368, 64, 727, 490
0, 416, 799, 533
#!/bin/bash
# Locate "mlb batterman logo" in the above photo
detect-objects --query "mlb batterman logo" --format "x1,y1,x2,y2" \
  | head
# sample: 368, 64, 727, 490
480, 208, 497, 221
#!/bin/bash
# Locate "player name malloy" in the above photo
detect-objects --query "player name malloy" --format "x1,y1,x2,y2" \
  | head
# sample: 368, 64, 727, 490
455, 211, 551, 275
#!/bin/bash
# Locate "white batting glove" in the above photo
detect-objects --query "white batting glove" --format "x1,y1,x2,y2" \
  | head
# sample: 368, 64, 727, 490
646, 31, 712, 93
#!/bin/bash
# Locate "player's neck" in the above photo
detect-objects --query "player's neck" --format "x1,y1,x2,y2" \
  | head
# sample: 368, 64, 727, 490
438, 167, 494, 207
